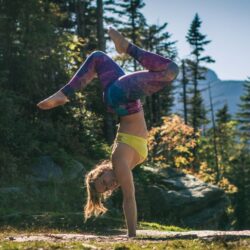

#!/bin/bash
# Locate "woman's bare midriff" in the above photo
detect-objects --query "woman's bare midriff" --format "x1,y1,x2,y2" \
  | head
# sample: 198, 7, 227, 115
118, 109, 148, 139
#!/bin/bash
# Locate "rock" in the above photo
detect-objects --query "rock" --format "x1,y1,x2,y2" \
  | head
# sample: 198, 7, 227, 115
64, 160, 86, 181
183, 198, 229, 229
31, 156, 63, 182
139, 166, 230, 229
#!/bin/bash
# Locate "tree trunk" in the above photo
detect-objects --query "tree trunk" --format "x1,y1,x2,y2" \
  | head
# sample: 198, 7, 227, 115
208, 81, 220, 182
97, 0, 115, 144
181, 60, 188, 124
76, 0, 86, 37
130, 1, 137, 71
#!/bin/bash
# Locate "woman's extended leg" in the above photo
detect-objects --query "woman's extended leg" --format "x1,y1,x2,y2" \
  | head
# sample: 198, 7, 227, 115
37, 51, 125, 110
107, 28, 179, 107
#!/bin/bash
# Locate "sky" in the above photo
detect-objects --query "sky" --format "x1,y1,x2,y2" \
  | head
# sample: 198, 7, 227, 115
142, 0, 250, 81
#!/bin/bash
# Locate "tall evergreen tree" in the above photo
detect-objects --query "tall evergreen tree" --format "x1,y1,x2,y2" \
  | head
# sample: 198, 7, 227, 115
0, 0, 108, 182
215, 104, 235, 156
124, 0, 146, 70
216, 103, 232, 125
186, 13, 215, 131
0, 0, 68, 178
237, 77, 250, 145
215, 103, 233, 172
185, 14, 215, 170
203, 102, 250, 228
235, 77, 250, 228
105, 0, 146, 70
97, 0, 116, 144
50, 0, 117, 144
104, 0, 127, 27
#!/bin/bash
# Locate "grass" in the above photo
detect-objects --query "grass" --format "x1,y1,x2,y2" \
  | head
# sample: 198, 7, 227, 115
0, 212, 123, 232
0, 211, 189, 234
0, 238, 250, 250
138, 221, 187, 232
0, 219, 249, 250
0, 206, 248, 249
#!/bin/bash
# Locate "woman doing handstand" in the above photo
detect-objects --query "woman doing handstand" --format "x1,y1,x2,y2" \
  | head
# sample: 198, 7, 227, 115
37, 28, 179, 237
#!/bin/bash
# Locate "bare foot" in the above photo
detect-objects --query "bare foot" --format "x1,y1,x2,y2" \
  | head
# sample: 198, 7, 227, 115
37, 91, 69, 110
108, 27, 129, 54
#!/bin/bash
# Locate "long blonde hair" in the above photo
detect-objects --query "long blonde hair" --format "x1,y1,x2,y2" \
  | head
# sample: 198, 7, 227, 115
84, 160, 113, 221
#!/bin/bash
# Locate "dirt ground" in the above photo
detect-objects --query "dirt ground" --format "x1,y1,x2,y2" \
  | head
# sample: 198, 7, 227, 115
5, 230, 250, 243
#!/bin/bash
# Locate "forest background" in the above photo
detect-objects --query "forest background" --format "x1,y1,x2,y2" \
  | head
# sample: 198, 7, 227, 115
0, 0, 249, 230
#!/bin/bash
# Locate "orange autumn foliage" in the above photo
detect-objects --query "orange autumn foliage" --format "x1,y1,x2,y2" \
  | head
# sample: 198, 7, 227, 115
148, 115, 200, 169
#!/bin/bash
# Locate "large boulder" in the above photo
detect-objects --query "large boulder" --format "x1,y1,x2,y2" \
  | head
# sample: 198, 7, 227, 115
64, 160, 86, 182
31, 156, 63, 182
136, 167, 230, 229
31, 156, 86, 183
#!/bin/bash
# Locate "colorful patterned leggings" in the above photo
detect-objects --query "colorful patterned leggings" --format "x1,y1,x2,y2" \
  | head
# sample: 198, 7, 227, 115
61, 43, 179, 116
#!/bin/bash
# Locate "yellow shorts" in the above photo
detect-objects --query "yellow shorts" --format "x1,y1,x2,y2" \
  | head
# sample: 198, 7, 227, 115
116, 132, 148, 162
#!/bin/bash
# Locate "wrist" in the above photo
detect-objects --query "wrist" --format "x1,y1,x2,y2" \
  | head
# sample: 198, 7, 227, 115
128, 232, 136, 238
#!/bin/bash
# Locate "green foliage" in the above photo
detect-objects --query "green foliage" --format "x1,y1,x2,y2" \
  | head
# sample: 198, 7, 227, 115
226, 79, 250, 228
237, 77, 250, 144
0, 0, 108, 182
105, 0, 147, 71
147, 114, 240, 227
198, 120, 240, 186
186, 14, 214, 63
216, 104, 232, 124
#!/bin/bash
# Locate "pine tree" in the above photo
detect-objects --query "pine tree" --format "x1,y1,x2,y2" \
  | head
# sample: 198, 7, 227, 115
104, 0, 127, 27
0, 0, 7, 89
105, 0, 146, 71
216, 104, 232, 125
185, 14, 215, 171
237, 77, 250, 144
0, 0, 70, 178
231, 146, 249, 229
50, 0, 118, 144
215, 104, 233, 171
96, 0, 116, 144
235, 77, 250, 228
204, 102, 250, 228
186, 13, 215, 131
0, 0, 108, 180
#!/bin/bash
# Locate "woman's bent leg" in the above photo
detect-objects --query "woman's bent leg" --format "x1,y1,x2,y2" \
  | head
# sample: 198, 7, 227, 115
108, 27, 178, 75
61, 51, 125, 98
113, 67, 178, 101
127, 43, 178, 74
37, 51, 125, 109
106, 28, 179, 116
108, 44, 179, 106
107, 44, 179, 116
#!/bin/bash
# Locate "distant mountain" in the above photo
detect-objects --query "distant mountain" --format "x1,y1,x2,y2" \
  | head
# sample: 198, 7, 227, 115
173, 69, 245, 118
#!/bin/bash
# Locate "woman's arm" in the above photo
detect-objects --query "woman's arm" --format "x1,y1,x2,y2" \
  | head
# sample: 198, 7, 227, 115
123, 190, 137, 237
112, 143, 137, 237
